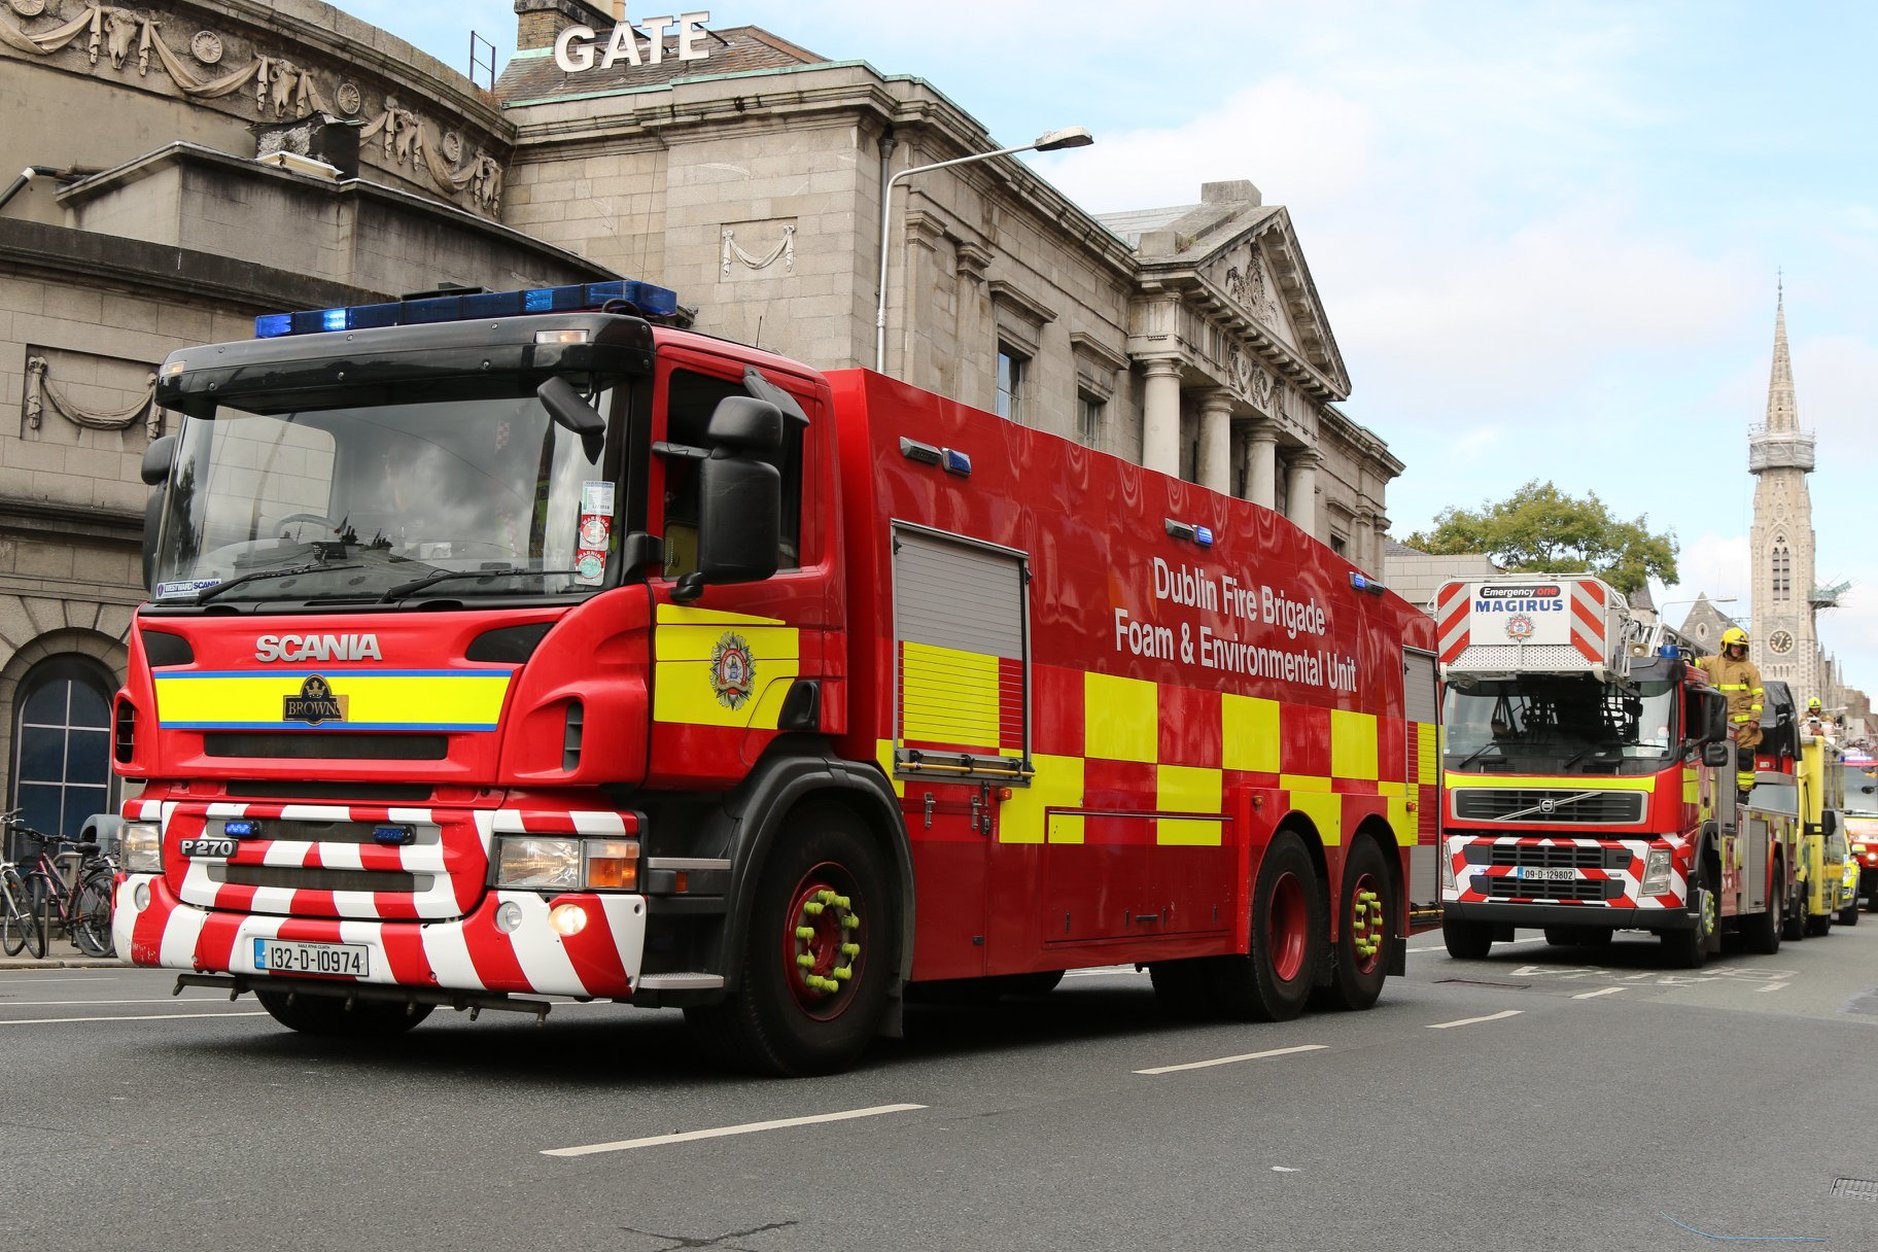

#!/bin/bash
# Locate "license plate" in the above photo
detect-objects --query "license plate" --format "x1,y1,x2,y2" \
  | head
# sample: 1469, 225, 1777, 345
1515, 866, 1576, 882
252, 938, 368, 978
179, 837, 237, 860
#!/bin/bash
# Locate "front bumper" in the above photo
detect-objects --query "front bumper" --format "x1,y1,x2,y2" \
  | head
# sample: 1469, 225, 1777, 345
1443, 899, 1698, 932
114, 874, 646, 998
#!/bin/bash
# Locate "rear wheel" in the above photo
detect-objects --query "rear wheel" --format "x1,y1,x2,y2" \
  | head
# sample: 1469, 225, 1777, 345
255, 987, 432, 1036
1313, 838, 1391, 1012
1782, 885, 1807, 941
70, 873, 114, 958
686, 806, 894, 1076
1442, 917, 1493, 960
1839, 897, 1860, 927
1742, 870, 1783, 955
1209, 832, 1323, 1022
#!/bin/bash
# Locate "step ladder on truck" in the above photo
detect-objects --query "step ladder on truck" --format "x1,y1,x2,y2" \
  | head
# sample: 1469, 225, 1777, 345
1435, 576, 1798, 967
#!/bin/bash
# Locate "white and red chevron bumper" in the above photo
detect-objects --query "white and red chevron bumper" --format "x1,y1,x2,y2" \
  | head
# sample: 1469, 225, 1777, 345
114, 874, 646, 997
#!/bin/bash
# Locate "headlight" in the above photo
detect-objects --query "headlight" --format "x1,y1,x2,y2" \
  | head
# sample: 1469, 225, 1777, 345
493, 836, 640, 891
120, 821, 163, 873
495, 836, 580, 890
1441, 850, 1458, 893
1642, 848, 1673, 896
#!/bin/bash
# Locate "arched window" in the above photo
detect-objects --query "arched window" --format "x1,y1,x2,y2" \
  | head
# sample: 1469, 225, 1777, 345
11, 655, 115, 843
1771, 541, 1791, 601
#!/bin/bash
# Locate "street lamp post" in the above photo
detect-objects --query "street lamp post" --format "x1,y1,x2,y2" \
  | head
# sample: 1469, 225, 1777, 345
873, 126, 1094, 374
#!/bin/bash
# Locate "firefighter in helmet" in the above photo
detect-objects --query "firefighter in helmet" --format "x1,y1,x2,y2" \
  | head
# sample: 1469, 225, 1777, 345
1804, 696, 1835, 740
1696, 626, 1763, 794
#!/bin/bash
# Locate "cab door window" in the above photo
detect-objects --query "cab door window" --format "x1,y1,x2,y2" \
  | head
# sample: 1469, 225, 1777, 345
659, 368, 802, 580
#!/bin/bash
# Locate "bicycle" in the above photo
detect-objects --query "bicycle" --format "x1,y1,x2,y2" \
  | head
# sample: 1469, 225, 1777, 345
0, 852, 36, 959
2, 811, 115, 959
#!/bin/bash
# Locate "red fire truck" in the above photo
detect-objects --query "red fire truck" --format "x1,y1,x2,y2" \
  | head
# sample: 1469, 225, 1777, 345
111, 279, 1439, 1074
1435, 576, 1797, 966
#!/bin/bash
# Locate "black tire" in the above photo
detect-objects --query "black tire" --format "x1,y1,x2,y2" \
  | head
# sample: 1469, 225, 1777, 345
1149, 959, 1214, 1019
1661, 862, 1712, 969
0, 868, 31, 958
1742, 870, 1782, 955
16, 874, 46, 961
254, 987, 433, 1036
1839, 898, 1860, 927
1313, 837, 1392, 1012
685, 806, 895, 1076
1543, 926, 1577, 947
70, 873, 114, 958
1442, 917, 1493, 960
1782, 885, 1807, 941
1208, 831, 1323, 1022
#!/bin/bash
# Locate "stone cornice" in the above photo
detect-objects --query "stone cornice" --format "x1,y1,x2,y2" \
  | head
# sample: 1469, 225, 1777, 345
1136, 271, 1341, 402
0, 499, 142, 544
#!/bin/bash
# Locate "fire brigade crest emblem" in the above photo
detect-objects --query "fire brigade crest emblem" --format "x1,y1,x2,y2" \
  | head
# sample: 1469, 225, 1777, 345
710, 632, 755, 710
1505, 613, 1536, 641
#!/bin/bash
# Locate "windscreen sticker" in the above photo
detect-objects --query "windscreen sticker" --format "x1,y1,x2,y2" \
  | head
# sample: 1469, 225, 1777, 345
576, 480, 616, 585
154, 579, 222, 599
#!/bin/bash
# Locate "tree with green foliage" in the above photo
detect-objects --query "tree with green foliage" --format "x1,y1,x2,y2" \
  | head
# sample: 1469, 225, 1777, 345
1404, 480, 1677, 595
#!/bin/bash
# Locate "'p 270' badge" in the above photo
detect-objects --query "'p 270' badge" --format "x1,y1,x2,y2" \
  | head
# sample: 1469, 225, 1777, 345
179, 837, 237, 860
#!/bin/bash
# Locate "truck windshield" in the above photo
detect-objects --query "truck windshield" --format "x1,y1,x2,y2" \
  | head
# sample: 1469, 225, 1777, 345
149, 389, 617, 606
1841, 763, 1878, 816
1443, 676, 1679, 775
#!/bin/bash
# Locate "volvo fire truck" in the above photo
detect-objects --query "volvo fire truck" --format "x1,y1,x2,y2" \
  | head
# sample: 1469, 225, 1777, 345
1435, 576, 1797, 967
110, 278, 1441, 1075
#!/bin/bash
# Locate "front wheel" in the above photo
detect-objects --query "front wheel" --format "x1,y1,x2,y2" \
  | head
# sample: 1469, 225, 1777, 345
70, 873, 114, 958
1442, 917, 1493, 960
1742, 871, 1782, 955
1313, 838, 1392, 1012
1209, 831, 1323, 1022
1839, 898, 1860, 927
254, 987, 433, 1036
686, 806, 895, 1076
1661, 867, 1713, 969
0, 867, 32, 958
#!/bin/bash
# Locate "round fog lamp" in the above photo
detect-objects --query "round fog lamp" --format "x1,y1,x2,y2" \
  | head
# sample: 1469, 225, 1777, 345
549, 903, 588, 936
134, 881, 151, 911
495, 901, 524, 933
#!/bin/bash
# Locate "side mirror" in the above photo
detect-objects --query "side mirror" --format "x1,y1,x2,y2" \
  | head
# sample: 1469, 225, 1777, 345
536, 376, 606, 463
141, 487, 164, 592
1702, 690, 1730, 743
695, 454, 779, 586
141, 432, 177, 486
707, 396, 785, 451
1822, 810, 1839, 837
1702, 741, 1731, 768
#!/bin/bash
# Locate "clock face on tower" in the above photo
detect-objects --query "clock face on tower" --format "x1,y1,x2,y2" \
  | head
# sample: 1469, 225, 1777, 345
1768, 629, 1795, 655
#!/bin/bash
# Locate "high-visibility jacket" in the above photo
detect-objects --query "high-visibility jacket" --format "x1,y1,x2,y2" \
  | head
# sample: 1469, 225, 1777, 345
1697, 652, 1764, 751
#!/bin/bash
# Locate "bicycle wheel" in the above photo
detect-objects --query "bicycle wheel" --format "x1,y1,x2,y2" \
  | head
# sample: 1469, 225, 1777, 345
16, 873, 46, 960
0, 868, 29, 958
71, 873, 114, 958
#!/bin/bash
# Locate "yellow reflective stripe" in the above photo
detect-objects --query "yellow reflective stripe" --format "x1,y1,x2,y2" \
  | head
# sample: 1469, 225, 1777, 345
154, 671, 511, 730
1719, 683, 1749, 691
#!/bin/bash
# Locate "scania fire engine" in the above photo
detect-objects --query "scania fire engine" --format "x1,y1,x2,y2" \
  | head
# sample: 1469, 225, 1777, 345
110, 278, 1441, 1074
1435, 576, 1798, 967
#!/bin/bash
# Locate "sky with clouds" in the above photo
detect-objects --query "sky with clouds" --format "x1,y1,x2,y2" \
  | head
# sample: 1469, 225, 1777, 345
343, 0, 1878, 693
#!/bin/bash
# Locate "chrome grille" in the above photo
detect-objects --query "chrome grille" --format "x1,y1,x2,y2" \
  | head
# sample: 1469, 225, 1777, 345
1489, 844, 1613, 870
1455, 789, 1646, 824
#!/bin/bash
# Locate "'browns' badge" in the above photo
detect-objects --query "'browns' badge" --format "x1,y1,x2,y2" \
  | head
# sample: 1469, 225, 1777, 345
710, 632, 755, 709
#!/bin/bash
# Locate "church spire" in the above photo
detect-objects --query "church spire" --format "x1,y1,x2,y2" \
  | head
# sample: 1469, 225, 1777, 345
1765, 280, 1799, 434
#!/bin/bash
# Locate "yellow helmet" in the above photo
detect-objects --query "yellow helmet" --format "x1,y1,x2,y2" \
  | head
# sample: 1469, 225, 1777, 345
1809, 697, 1822, 710
1721, 626, 1749, 648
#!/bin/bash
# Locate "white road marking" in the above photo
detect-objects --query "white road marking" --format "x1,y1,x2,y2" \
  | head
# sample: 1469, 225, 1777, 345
1135, 1043, 1329, 1075
1427, 1009, 1524, 1029
1571, 987, 1627, 1000
0, 1012, 269, 1025
1755, 982, 1789, 994
1407, 936, 1548, 954
543, 1103, 928, 1158
0, 997, 234, 1008
0, 975, 118, 984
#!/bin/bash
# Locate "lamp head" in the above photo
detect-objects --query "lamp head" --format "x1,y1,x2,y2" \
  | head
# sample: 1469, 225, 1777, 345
1033, 126, 1095, 152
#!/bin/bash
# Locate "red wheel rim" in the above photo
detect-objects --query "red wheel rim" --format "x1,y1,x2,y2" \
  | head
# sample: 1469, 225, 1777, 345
1268, 871, 1308, 982
781, 862, 864, 1020
1349, 872, 1384, 976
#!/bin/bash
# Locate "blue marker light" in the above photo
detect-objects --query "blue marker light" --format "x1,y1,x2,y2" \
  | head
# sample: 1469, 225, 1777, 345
1194, 526, 1214, 547
372, 824, 414, 847
254, 313, 293, 339
222, 819, 258, 839
941, 448, 973, 477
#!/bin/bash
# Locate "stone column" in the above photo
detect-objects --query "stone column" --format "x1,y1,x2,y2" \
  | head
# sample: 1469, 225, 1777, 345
1246, 420, 1279, 509
1141, 357, 1183, 477
1195, 389, 1233, 495
1286, 448, 1320, 537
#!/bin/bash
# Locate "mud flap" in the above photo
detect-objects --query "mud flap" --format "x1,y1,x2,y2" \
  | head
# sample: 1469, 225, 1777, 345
1386, 935, 1407, 976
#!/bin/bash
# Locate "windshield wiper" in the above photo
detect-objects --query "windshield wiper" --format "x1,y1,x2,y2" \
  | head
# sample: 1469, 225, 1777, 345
1453, 740, 1506, 771
380, 567, 581, 603
191, 562, 363, 605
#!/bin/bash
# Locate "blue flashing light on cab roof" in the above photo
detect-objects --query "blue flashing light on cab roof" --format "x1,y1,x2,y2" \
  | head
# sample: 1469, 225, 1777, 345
254, 278, 681, 339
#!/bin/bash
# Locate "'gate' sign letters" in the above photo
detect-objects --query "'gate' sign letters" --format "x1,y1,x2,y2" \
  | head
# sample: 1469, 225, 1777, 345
555, 11, 713, 72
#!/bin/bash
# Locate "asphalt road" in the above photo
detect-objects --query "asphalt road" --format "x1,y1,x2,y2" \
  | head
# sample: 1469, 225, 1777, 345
3, 918, 1876, 1252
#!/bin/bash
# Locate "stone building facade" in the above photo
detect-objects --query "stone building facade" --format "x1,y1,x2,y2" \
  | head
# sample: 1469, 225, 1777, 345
1, 0, 1407, 835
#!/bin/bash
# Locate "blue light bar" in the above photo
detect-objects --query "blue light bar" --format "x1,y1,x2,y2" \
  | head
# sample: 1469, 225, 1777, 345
941, 448, 972, 477
1350, 572, 1387, 595
252, 277, 682, 338
222, 819, 258, 839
